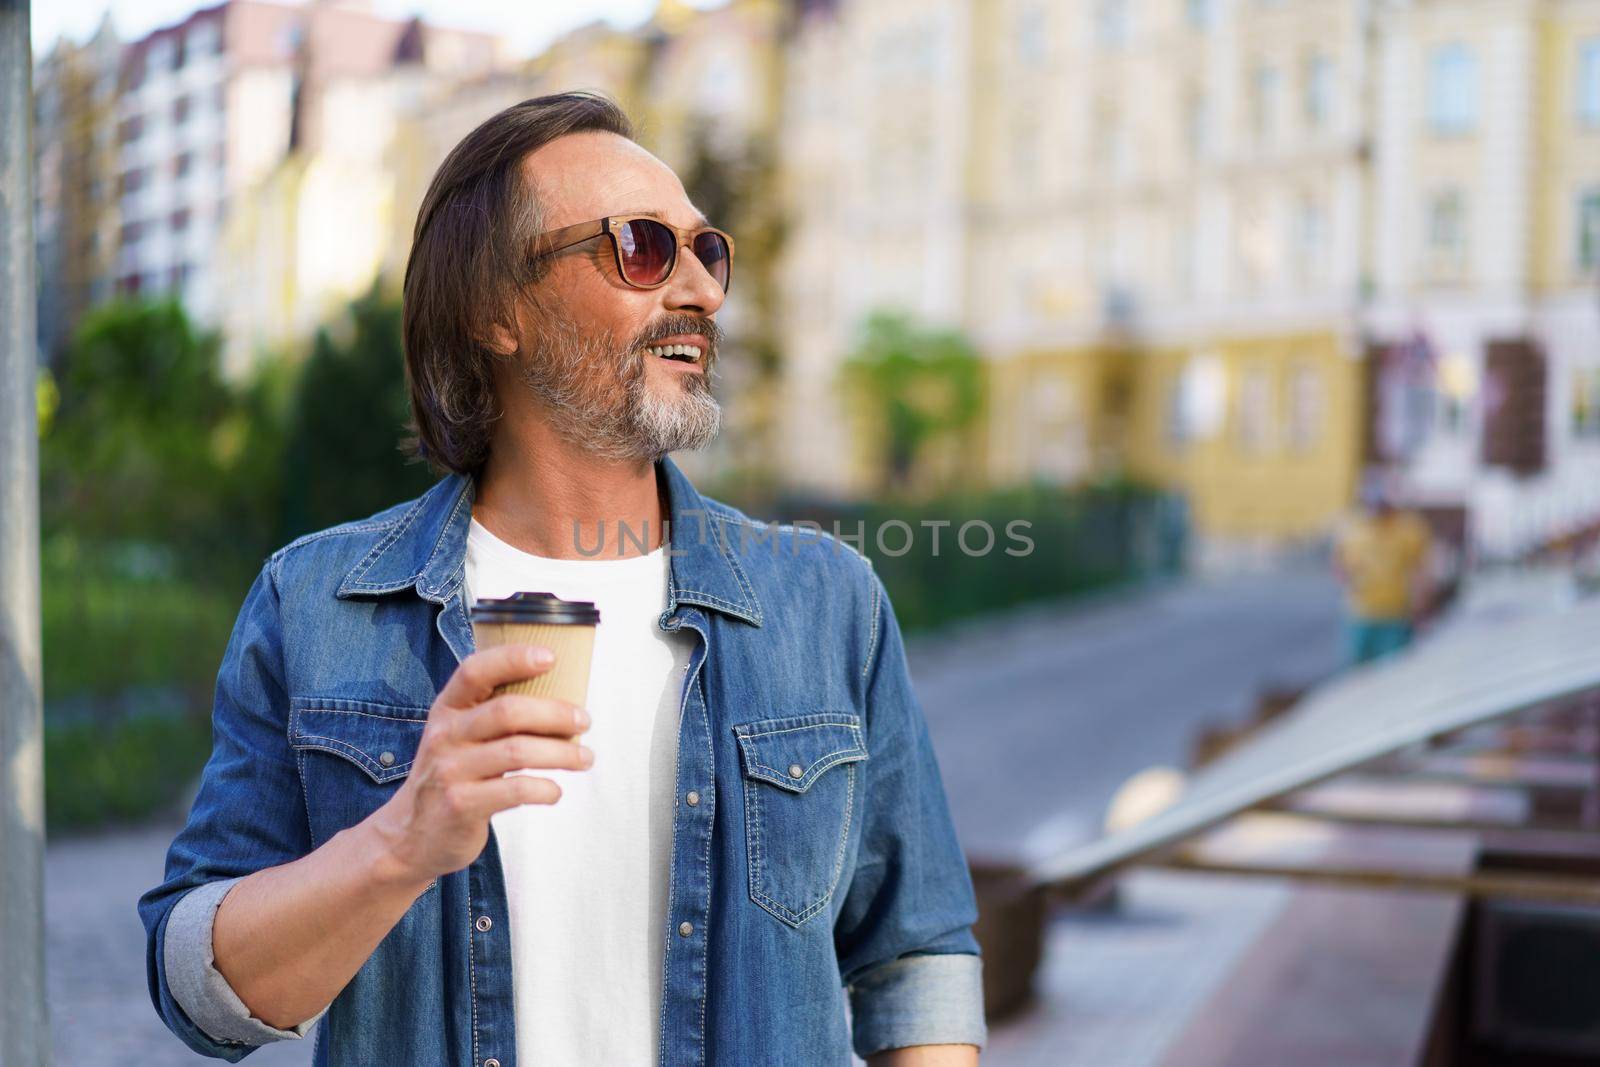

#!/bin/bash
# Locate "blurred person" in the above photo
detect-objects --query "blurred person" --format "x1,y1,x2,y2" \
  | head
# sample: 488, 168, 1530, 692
1334, 474, 1433, 666
138, 93, 983, 1066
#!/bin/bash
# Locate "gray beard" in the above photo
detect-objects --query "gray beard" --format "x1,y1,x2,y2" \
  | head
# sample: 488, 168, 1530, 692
512, 312, 722, 462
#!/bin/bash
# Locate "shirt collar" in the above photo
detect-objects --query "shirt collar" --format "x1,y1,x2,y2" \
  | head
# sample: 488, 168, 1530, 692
335, 454, 762, 627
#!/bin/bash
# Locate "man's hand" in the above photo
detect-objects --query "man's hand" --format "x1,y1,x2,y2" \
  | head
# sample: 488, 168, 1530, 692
868, 1044, 980, 1066
367, 644, 594, 885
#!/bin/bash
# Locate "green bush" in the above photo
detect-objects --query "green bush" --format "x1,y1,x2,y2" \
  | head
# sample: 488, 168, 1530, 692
768, 479, 1185, 634
41, 536, 239, 701
45, 709, 212, 833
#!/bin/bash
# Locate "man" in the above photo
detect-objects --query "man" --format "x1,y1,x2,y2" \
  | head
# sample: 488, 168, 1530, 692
138, 92, 984, 1066
1333, 475, 1432, 666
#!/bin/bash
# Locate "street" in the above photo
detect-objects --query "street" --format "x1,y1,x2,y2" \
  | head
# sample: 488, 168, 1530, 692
914, 568, 1344, 865
47, 568, 1344, 1064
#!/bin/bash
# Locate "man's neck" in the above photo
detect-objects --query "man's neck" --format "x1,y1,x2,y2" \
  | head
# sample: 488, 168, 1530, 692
472, 442, 668, 561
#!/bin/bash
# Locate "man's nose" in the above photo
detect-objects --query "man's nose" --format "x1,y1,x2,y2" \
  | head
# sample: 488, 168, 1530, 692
663, 243, 726, 316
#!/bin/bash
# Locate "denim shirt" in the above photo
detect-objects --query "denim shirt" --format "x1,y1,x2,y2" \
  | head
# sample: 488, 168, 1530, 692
137, 456, 985, 1066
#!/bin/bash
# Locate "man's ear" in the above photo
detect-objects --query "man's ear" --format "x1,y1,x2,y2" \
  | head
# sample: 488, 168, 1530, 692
482, 320, 519, 357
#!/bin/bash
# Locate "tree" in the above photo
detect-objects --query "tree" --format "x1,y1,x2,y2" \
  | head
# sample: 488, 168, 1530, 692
41, 298, 245, 581
841, 311, 986, 495
281, 284, 436, 538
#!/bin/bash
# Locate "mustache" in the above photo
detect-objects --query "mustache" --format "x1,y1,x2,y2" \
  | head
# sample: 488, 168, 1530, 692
632, 315, 724, 361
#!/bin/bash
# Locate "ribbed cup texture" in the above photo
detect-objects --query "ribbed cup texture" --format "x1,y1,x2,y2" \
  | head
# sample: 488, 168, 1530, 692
472, 622, 597, 706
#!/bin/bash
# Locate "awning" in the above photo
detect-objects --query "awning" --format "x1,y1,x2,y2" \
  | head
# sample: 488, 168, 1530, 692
1029, 589, 1600, 888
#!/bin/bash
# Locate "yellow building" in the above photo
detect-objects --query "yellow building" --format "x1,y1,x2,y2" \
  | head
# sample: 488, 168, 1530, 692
783, 0, 1367, 542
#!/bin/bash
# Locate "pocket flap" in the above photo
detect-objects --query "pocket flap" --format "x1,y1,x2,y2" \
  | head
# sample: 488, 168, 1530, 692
733, 714, 868, 794
288, 697, 429, 785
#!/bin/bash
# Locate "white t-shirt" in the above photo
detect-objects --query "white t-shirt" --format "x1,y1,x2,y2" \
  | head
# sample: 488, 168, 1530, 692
464, 516, 694, 1066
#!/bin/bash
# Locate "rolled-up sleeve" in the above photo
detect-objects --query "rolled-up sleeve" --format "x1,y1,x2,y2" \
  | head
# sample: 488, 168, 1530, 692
136, 559, 320, 1060
835, 572, 986, 1058
163, 876, 329, 1046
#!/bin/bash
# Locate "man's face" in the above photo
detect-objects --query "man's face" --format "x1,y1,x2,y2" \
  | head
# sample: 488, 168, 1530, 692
491, 131, 727, 463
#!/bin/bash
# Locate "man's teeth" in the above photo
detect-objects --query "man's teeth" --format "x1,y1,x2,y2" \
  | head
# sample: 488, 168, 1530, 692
647, 343, 702, 362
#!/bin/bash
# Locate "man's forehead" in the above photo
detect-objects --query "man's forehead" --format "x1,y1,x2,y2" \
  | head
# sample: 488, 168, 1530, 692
522, 133, 708, 229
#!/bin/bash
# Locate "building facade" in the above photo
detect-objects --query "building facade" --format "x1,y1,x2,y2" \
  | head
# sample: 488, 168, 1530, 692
780, 0, 1369, 541
33, 18, 121, 366
107, 0, 502, 373
1367, 0, 1600, 560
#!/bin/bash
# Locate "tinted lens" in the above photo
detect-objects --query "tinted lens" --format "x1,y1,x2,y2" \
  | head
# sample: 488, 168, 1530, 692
615, 219, 676, 286
692, 232, 732, 292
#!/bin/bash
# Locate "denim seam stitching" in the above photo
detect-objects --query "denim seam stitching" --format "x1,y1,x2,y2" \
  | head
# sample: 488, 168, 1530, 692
467, 878, 480, 1067
295, 747, 318, 848
342, 494, 428, 589
742, 748, 866, 790
712, 515, 764, 624
735, 718, 863, 739
863, 579, 882, 683
290, 730, 413, 781
290, 705, 430, 723
746, 763, 858, 926
675, 589, 750, 614
269, 519, 398, 564
695, 664, 712, 1065
714, 513, 876, 570
416, 482, 472, 596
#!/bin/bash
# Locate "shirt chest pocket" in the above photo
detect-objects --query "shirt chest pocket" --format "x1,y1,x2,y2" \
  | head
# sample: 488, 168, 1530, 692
289, 697, 429, 847
733, 714, 869, 928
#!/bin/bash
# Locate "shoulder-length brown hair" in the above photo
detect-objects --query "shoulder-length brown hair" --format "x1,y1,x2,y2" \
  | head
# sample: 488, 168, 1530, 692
402, 91, 634, 476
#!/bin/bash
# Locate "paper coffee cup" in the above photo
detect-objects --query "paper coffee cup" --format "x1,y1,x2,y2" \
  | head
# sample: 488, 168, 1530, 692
469, 592, 600, 706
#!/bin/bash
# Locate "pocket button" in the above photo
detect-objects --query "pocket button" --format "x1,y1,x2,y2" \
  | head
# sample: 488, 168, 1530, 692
378, 751, 396, 767
788, 764, 804, 779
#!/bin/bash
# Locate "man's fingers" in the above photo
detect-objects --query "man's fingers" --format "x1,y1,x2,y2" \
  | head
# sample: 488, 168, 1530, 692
455, 774, 563, 817
434, 645, 553, 711
454, 735, 593, 780
453, 694, 589, 742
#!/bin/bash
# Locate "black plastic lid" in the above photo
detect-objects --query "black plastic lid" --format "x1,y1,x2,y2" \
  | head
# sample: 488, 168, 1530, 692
468, 591, 600, 626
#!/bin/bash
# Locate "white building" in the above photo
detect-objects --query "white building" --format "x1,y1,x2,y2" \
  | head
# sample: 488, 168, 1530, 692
1366, 0, 1600, 560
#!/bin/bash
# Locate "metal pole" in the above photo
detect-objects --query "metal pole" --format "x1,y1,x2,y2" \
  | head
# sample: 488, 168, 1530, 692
0, 0, 49, 1064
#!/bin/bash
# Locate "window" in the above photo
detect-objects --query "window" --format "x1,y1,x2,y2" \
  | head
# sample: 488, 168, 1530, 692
1252, 64, 1281, 145
171, 208, 190, 232
1014, 5, 1047, 65
1187, 0, 1214, 29
1185, 90, 1209, 160
1573, 367, 1600, 438
1428, 43, 1478, 134
1164, 380, 1191, 450
1294, 196, 1326, 283
1580, 39, 1600, 126
174, 152, 192, 179
173, 96, 191, 125
117, 115, 143, 144
1095, 0, 1129, 47
1426, 188, 1467, 275
1305, 53, 1335, 130
117, 168, 145, 195
188, 19, 221, 58
1012, 114, 1040, 189
1096, 105, 1132, 178
1286, 364, 1324, 450
1579, 189, 1600, 271
1236, 367, 1276, 453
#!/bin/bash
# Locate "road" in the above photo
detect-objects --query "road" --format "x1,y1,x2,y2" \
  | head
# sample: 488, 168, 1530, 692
912, 568, 1344, 866
45, 568, 1343, 1064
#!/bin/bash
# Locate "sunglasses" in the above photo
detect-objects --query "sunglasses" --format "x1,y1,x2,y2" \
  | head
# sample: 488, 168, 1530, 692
531, 215, 735, 293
